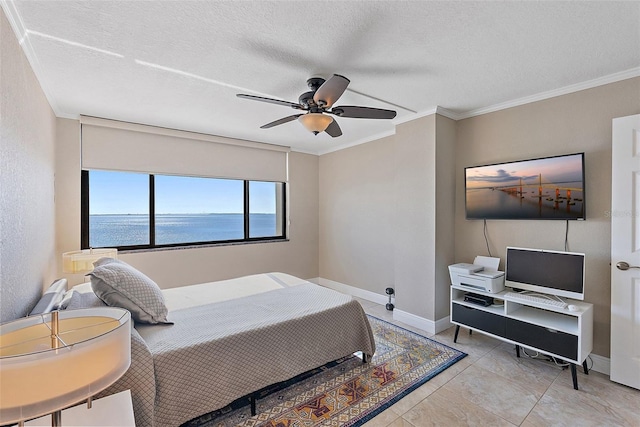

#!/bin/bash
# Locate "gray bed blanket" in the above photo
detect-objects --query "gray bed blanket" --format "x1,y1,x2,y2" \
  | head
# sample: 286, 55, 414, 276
67, 290, 156, 427
136, 282, 376, 427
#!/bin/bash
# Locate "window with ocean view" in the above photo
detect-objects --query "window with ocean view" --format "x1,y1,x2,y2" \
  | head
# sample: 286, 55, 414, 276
88, 171, 150, 248
249, 181, 282, 238
155, 175, 245, 244
82, 170, 286, 250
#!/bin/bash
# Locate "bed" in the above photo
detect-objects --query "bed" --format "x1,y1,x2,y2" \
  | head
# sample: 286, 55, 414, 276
58, 267, 376, 427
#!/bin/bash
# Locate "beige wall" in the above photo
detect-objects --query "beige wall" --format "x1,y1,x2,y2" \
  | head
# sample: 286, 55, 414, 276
320, 114, 456, 321
455, 77, 640, 357
55, 119, 319, 288
319, 134, 396, 296
55, 119, 81, 279
393, 115, 437, 319
434, 114, 457, 320
0, 9, 57, 322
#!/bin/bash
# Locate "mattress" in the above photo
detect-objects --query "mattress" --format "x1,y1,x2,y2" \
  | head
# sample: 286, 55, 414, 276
67, 272, 376, 427
162, 272, 309, 311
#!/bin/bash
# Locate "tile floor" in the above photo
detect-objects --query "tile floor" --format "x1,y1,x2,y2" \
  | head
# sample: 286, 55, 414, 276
355, 298, 640, 427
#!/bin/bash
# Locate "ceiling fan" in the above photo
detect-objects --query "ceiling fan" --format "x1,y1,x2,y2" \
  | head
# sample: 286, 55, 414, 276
236, 74, 396, 137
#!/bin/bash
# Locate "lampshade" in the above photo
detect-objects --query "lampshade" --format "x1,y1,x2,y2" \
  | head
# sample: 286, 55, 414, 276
0, 308, 131, 425
62, 248, 118, 274
298, 113, 333, 134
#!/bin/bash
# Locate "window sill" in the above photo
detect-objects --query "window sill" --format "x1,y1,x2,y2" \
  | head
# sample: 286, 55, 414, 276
119, 238, 289, 254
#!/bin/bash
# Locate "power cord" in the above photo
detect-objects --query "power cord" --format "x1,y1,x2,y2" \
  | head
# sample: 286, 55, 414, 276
586, 355, 593, 371
564, 219, 569, 251
520, 346, 593, 370
552, 357, 571, 368
521, 347, 569, 367
483, 219, 493, 257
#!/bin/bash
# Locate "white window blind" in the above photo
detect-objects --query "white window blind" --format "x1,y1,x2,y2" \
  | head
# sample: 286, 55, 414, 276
80, 116, 289, 182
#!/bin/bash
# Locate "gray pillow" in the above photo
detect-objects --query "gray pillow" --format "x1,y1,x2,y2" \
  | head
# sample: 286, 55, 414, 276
93, 257, 123, 267
89, 261, 172, 324
29, 278, 68, 315
65, 290, 107, 310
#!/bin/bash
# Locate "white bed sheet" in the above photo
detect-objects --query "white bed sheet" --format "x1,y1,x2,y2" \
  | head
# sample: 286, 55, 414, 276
162, 272, 308, 311
72, 272, 310, 312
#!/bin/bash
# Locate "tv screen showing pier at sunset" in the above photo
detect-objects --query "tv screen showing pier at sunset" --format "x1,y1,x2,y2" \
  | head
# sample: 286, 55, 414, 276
465, 153, 585, 220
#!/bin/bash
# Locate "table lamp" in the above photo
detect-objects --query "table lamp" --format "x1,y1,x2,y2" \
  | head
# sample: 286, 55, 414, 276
62, 248, 118, 274
0, 307, 131, 426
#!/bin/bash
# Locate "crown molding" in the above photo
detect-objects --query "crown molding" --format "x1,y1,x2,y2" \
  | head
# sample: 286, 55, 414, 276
289, 147, 322, 156
314, 65, 640, 154
1, 1, 25, 45
456, 67, 640, 120
399, 68, 640, 125
390, 105, 460, 128
314, 129, 396, 156
393, 107, 438, 125
57, 111, 80, 120
1, 0, 64, 115
435, 106, 461, 120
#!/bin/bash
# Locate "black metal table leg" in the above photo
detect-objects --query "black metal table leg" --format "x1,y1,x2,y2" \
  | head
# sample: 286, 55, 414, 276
453, 325, 460, 343
571, 364, 579, 390
582, 360, 589, 375
250, 394, 256, 416
515, 345, 520, 358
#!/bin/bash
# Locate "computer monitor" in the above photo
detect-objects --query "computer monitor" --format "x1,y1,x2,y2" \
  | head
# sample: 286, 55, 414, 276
505, 247, 585, 300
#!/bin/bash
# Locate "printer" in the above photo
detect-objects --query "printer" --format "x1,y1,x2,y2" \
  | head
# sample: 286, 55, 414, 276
449, 256, 505, 294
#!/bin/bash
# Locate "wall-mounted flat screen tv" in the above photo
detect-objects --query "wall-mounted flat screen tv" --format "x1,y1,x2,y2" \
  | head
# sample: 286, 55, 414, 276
465, 152, 585, 220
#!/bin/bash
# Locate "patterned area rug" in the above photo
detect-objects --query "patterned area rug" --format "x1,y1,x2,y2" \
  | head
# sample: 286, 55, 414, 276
184, 315, 466, 427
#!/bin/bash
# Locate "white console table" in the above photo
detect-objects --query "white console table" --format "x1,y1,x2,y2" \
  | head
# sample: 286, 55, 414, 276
450, 285, 593, 390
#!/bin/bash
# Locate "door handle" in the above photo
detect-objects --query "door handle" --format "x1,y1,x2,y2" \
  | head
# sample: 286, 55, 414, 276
616, 261, 640, 271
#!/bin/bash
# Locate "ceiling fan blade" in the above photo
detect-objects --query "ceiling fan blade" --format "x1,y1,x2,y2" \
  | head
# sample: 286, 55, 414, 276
325, 118, 342, 138
260, 114, 303, 129
313, 74, 350, 108
331, 105, 397, 119
237, 94, 302, 109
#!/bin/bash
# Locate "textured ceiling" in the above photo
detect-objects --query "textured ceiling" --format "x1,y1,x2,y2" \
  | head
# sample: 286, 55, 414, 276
4, 1, 640, 154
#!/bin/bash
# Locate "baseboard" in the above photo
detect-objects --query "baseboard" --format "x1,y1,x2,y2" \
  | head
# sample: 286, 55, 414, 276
434, 316, 453, 334
589, 353, 610, 376
312, 277, 453, 335
392, 309, 434, 334
311, 277, 390, 306
393, 310, 451, 335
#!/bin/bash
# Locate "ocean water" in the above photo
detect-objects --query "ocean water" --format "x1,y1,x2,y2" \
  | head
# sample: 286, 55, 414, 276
90, 214, 278, 247
466, 181, 584, 219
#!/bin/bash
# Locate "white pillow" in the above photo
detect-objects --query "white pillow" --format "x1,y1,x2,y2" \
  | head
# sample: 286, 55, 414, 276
90, 260, 172, 325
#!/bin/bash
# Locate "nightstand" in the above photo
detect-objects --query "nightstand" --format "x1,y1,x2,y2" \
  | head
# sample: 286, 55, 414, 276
25, 390, 135, 426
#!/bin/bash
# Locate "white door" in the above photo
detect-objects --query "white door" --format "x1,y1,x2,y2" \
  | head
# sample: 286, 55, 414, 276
611, 114, 640, 390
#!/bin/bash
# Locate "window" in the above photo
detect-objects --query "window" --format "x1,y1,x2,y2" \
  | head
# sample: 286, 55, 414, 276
249, 181, 284, 238
82, 170, 286, 250
87, 170, 150, 248
155, 175, 245, 244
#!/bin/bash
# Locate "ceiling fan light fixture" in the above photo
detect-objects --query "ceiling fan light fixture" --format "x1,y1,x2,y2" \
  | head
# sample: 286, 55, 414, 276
298, 113, 333, 134
237, 74, 395, 138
